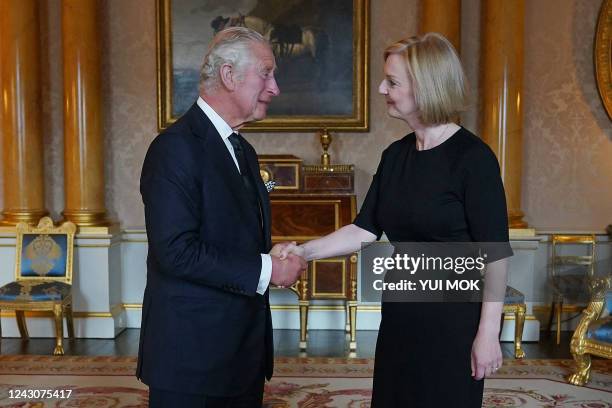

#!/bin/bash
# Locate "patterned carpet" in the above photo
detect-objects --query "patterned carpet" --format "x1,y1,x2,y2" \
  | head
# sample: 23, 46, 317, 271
0, 356, 610, 407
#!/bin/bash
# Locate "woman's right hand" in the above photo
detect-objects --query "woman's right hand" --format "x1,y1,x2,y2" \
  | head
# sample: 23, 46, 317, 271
278, 242, 305, 260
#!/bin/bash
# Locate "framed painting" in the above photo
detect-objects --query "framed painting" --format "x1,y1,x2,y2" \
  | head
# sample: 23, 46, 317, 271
156, 0, 369, 132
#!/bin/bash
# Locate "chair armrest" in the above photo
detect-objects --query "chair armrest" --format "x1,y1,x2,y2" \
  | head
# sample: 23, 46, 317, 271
589, 276, 611, 300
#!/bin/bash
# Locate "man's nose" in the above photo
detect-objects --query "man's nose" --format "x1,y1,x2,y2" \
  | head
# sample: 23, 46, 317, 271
268, 77, 280, 96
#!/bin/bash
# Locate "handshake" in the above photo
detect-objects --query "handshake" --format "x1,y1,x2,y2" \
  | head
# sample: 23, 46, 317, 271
269, 242, 306, 288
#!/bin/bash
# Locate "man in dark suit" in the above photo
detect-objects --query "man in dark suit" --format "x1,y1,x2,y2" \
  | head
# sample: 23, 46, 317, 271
137, 27, 306, 407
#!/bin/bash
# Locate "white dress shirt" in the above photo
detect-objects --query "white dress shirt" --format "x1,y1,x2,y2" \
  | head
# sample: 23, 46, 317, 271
197, 97, 272, 295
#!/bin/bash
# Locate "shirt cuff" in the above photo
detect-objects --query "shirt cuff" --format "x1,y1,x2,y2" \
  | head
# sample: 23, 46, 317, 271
257, 254, 272, 294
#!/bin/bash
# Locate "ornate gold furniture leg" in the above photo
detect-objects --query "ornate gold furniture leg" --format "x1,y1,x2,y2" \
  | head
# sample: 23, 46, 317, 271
556, 300, 563, 345
297, 270, 309, 351
15, 310, 29, 339
65, 299, 75, 339
503, 287, 527, 359
568, 353, 592, 386
345, 303, 350, 333
299, 300, 309, 351
349, 254, 358, 352
348, 301, 357, 352
514, 304, 526, 358
547, 300, 556, 336
53, 303, 64, 355
567, 276, 610, 386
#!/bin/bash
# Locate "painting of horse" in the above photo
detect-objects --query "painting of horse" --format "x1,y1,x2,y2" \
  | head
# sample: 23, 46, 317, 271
158, 0, 368, 131
211, 15, 326, 61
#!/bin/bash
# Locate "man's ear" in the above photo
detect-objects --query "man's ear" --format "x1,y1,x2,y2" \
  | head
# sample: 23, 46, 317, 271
219, 63, 235, 91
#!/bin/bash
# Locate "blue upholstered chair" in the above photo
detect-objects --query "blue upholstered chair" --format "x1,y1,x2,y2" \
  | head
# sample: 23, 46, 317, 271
568, 275, 612, 385
503, 286, 526, 358
0, 217, 77, 355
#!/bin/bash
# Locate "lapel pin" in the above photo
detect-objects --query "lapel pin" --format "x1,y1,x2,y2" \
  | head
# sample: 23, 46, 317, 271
264, 181, 276, 193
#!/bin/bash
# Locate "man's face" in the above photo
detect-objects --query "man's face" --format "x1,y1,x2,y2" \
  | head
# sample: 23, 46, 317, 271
233, 42, 280, 124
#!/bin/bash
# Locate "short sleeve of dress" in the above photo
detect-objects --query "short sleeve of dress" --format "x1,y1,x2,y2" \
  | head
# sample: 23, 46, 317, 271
463, 144, 513, 262
353, 149, 387, 240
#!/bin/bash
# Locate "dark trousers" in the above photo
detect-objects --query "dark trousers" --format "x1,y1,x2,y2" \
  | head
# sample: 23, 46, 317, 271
148, 374, 265, 408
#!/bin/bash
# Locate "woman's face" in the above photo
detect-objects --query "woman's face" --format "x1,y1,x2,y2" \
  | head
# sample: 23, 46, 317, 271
378, 54, 418, 121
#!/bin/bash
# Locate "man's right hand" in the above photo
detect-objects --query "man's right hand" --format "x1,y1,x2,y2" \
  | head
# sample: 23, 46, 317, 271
270, 254, 307, 287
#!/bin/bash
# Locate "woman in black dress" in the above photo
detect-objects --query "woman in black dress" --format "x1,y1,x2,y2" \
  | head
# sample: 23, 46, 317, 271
275, 33, 512, 407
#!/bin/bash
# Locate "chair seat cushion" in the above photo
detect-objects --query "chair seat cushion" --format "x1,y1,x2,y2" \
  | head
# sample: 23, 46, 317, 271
504, 285, 525, 304
587, 317, 612, 343
0, 281, 71, 302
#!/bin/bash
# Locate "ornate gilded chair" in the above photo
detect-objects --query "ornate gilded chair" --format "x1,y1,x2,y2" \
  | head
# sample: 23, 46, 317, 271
0, 217, 77, 355
568, 275, 611, 386
547, 234, 596, 344
503, 286, 526, 358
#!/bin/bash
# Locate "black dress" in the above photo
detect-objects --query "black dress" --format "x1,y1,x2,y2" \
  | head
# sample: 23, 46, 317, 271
354, 127, 513, 408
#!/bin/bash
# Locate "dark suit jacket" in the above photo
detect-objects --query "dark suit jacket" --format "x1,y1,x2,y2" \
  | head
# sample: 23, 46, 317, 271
136, 103, 273, 396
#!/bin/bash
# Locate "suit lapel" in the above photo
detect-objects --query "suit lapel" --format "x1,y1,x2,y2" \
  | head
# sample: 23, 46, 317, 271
186, 104, 253, 226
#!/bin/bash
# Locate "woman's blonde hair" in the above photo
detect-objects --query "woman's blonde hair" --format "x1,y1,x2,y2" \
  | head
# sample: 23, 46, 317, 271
384, 32, 468, 125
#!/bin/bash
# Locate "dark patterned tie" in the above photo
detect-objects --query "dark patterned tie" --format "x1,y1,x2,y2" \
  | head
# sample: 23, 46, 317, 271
228, 133, 264, 248
228, 132, 256, 194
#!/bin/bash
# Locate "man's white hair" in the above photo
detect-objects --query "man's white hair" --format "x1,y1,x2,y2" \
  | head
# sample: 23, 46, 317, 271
199, 27, 269, 93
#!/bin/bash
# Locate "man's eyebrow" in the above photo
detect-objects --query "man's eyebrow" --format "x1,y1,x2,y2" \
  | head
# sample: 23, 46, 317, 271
261, 65, 277, 74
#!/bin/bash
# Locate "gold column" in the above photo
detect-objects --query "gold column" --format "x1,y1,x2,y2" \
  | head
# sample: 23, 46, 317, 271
0, 0, 48, 226
62, 0, 109, 227
419, 0, 461, 52
480, 0, 527, 228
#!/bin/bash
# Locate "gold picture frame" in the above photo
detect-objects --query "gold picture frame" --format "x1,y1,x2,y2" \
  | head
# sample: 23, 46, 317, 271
595, 0, 612, 120
156, 0, 369, 132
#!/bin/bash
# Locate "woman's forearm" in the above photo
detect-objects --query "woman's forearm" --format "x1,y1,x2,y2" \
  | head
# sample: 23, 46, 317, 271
478, 257, 508, 335
301, 224, 376, 261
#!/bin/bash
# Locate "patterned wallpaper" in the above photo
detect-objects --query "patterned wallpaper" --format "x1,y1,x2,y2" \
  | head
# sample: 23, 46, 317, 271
521, 0, 612, 230
40, 0, 64, 221
101, 0, 158, 225
0, 0, 609, 231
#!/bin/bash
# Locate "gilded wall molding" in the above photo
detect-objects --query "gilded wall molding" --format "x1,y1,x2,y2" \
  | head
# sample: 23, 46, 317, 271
595, 0, 612, 119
